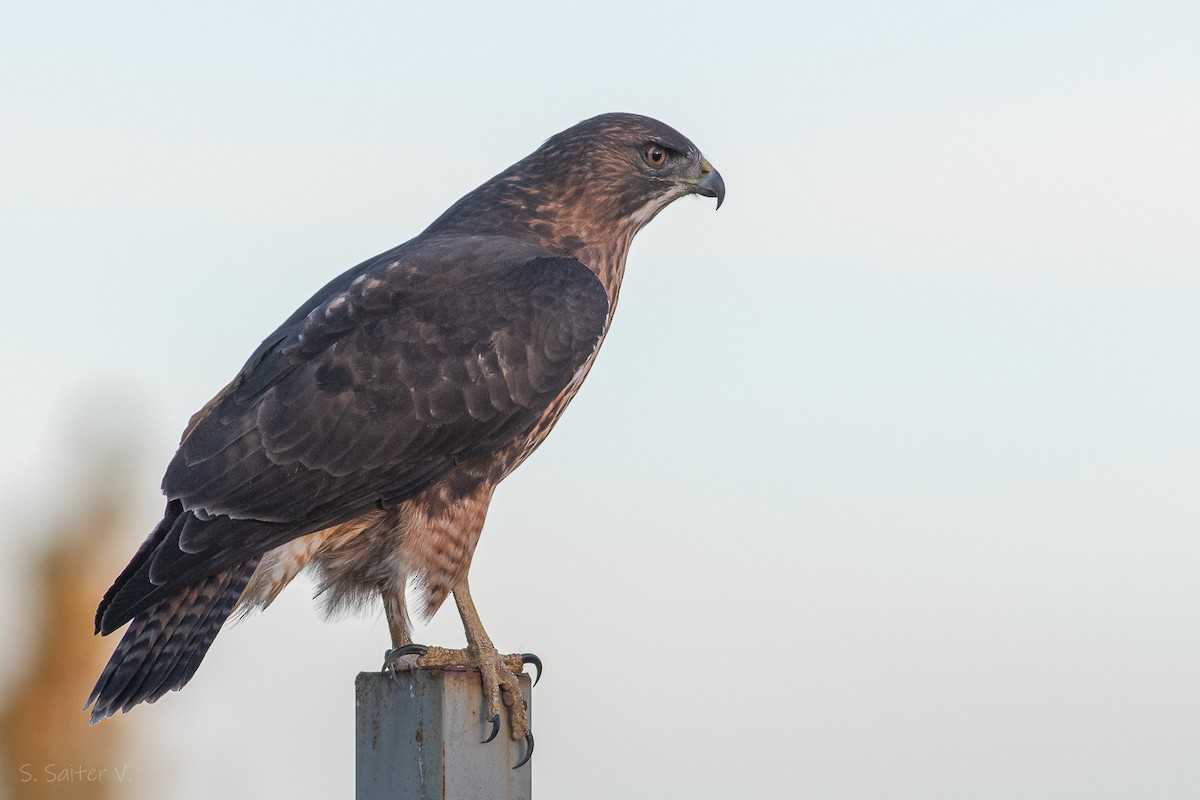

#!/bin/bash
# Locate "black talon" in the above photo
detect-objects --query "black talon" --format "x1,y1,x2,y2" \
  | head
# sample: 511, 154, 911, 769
513, 730, 535, 769
482, 714, 501, 744
382, 643, 429, 675
520, 653, 543, 687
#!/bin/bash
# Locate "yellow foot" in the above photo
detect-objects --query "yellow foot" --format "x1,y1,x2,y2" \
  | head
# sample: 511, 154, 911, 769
383, 644, 539, 757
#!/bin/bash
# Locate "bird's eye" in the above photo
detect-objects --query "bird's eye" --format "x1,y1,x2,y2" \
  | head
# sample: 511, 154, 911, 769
643, 145, 668, 168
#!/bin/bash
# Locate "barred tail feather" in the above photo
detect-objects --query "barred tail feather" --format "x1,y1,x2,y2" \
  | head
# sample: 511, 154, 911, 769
86, 559, 258, 724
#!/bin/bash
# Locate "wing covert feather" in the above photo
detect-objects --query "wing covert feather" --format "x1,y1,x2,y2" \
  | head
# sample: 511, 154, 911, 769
165, 252, 607, 535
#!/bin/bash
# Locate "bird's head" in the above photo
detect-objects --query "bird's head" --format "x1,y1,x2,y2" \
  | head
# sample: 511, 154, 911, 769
425, 113, 723, 283
533, 112, 725, 228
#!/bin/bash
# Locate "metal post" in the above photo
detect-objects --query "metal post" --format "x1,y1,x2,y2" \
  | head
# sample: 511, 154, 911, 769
356, 668, 532, 800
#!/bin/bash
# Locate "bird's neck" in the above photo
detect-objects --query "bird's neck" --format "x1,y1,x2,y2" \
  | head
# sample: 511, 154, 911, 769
424, 175, 646, 306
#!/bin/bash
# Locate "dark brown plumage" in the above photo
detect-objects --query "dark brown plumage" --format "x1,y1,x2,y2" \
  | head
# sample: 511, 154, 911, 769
88, 112, 724, 729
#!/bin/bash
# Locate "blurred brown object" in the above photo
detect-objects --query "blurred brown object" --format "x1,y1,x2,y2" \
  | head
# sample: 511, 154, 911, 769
1, 458, 140, 799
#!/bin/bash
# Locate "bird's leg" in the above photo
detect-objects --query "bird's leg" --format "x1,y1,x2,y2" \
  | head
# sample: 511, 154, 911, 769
455, 579, 529, 741
383, 588, 412, 648
382, 586, 430, 677
381, 578, 536, 745
421, 580, 530, 740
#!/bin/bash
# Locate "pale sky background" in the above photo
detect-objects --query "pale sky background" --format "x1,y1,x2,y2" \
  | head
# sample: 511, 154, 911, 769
2, 2, 1198, 798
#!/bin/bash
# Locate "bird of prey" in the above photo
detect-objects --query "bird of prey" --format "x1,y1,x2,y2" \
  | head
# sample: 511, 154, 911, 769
87, 113, 724, 760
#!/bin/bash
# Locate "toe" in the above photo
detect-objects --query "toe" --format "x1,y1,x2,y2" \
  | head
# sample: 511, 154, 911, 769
500, 676, 529, 740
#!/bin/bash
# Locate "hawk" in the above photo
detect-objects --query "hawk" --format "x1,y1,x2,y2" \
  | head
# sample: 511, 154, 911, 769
87, 113, 724, 760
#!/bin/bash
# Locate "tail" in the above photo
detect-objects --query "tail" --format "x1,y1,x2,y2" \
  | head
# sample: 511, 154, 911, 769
86, 559, 258, 724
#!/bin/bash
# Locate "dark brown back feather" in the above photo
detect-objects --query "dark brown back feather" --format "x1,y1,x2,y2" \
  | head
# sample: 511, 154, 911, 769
96, 253, 606, 635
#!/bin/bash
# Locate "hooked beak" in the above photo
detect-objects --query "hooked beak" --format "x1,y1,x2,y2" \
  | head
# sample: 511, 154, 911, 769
692, 158, 725, 209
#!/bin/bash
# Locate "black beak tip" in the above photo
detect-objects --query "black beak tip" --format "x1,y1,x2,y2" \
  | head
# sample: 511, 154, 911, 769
696, 167, 725, 210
